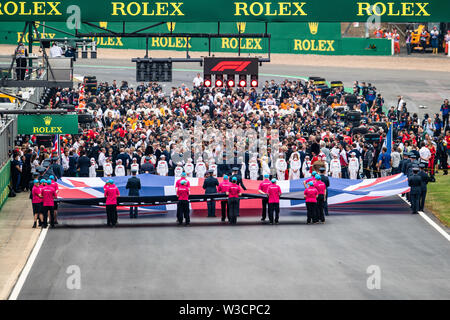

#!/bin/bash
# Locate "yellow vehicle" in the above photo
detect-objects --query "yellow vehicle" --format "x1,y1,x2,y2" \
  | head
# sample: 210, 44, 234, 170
411, 24, 430, 51
0, 93, 16, 104
0, 93, 18, 110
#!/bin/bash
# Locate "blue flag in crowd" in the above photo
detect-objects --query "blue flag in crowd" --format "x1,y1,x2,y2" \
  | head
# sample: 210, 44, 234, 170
383, 123, 393, 155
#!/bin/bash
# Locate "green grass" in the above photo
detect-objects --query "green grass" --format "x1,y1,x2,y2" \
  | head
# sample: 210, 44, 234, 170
426, 172, 450, 227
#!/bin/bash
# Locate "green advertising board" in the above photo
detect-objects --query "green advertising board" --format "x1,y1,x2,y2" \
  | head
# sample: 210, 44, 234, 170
0, 161, 10, 211
17, 114, 79, 134
0, 0, 447, 22
0, 21, 392, 55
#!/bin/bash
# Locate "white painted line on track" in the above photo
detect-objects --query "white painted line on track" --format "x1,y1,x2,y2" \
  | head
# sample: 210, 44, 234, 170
8, 228, 48, 300
397, 194, 450, 242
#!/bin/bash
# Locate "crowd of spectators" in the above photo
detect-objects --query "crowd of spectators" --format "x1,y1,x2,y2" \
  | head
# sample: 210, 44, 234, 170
9, 74, 450, 193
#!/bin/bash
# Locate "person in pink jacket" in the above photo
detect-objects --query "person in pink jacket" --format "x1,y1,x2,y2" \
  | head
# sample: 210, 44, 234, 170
176, 180, 190, 226
266, 178, 282, 225
104, 179, 120, 227
313, 174, 327, 223
39, 179, 57, 228
304, 181, 318, 224
31, 179, 42, 228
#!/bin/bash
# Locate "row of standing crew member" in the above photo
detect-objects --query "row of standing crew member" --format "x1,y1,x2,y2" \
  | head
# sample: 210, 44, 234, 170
30, 175, 59, 228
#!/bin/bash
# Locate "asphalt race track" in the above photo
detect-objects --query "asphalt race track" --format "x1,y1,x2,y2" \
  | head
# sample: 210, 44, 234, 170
11, 63, 450, 300
16, 196, 450, 299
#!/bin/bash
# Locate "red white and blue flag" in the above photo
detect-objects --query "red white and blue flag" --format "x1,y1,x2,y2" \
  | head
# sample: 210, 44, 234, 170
56, 174, 409, 217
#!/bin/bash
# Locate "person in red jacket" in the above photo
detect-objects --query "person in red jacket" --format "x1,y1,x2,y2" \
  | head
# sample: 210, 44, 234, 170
176, 180, 190, 226
313, 174, 327, 223
266, 178, 282, 225
218, 175, 232, 222
304, 181, 318, 224
39, 179, 57, 228
104, 179, 120, 227
258, 174, 272, 221
226, 177, 242, 225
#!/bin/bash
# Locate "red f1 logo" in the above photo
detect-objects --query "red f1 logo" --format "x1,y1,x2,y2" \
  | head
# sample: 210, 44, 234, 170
211, 61, 251, 72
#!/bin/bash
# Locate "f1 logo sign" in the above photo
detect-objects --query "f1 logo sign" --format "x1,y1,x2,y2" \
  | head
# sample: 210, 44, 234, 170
204, 57, 258, 75
211, 61, 251, 72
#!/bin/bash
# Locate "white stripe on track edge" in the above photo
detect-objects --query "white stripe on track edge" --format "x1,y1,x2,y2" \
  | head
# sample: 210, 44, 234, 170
8, 228, 48, 300
397, 194, 450, 242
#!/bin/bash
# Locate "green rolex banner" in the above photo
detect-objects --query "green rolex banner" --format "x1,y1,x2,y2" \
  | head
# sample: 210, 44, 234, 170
18, 114, 79, 135
0, 0, 447, 22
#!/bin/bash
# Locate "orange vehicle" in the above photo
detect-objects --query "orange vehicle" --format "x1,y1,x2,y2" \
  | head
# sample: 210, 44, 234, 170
411, 25, 430, 51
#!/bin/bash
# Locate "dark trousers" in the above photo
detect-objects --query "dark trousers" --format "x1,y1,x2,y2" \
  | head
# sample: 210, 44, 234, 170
261, 197, 268, 220
16, 58, 27, 80
228, 198, 239, 224
324, 197, 329, 216
372, 166, 381, 178
268, 202, 280, 223
391, 167, 400, 174
42, 206, 55, 227
207, 199, 216, 217
317, 194, 325, 222
419, 190, 427, 212
363, 168, 372, 179
306, 202, 317, 223
410, 193, 420, 213
129, 206, 138, 218
32, 203, 42, 215
440, 156, 448, 174
406, 43, 412, 55
177, 200, 190, 224
443, 114, 449, 131
341, 167, 349, 179
221, 200, 229, 221
106, 205, 118, 225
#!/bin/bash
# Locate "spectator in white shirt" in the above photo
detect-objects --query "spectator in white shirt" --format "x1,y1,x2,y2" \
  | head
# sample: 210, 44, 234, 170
193, 73, 203, 87
49, 43, 63, 58
419, 142, 431, 165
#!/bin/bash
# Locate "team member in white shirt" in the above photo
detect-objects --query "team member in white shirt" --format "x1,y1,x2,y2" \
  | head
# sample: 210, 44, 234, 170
184, 158, 194, 177
208, 158, 218, 177
89, 158, 98, 177
174, 163, 184, 177
302, 155, 312, 178
329, 153, 341, 178
130, 158, 140, 173
249, 157, 259, 180
348, 153, 359, 180
275, 156, 287, 181
195, 157, 207, 178
115, 159, 125, 176
289, 152, 301, 180
103, 157, 113, 177
157, 155, 169, 176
